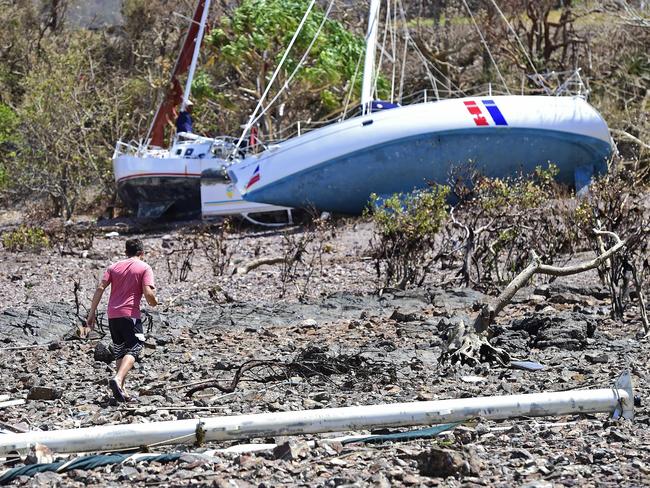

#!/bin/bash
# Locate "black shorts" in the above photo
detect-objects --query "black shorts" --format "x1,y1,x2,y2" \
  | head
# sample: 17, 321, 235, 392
108, 317, 145, 360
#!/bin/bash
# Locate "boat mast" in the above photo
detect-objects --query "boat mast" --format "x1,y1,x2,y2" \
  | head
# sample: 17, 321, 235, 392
145, 0, 210, 147
361, 0, 381, 115
182, 0, 212, 111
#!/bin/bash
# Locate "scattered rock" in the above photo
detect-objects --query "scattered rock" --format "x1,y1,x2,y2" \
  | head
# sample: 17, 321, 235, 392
521, 481, 554, 488
0, 303, 78, 344
119, 466, 139, 480
510, 311, 597, 350
461, 375, 487, 383
390, 309, 419, 322
632, 459, 650, 474
609, 430, 629, 443
510, 448, 535, 460
592, 448, 608, 460
0, 219, 645, 487
161, 235, 174, 248
300, 318, 318, 328
27, 386, 62, 401
94, 342, 114, 363
535, 283, 610, 301
585, 352, 609, 364
272, 440, 311, 460
417, 447, 481, 477
31, 471, 63, 486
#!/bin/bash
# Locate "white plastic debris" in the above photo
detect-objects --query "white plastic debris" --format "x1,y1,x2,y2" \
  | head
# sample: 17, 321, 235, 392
461, 376, 487, 383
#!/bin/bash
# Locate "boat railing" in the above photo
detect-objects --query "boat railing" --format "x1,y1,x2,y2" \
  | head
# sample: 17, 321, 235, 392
113, 139, 169, 159
116, 73, 590, 160
114, 135, 254, 160
528, 69, 589, 98
113, 140, 137, 158
258, 79, 584, 142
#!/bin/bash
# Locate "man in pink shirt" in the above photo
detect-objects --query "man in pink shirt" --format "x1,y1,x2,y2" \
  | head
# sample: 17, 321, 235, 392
86, 238, 158, 403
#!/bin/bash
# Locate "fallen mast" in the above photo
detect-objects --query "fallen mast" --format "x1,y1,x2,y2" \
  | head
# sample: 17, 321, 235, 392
0, 372, 633, 455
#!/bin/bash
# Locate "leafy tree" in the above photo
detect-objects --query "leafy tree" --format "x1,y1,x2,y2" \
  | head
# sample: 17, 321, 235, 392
1, 225, 50, 253
0, 103, 19, 146
0, 103, 19, 190
0, 1, 40, 102
0, 0, 191, 217
201, 0, 378, 138
7, 34, 136, 218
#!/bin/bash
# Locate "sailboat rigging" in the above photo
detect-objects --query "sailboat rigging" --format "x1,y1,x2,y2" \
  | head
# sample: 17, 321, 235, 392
227, 0, 613, 214
112, 0, 289, 222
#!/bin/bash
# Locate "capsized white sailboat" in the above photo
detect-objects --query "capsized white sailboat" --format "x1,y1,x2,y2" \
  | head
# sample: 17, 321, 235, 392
227, 0, 612, 215
112, 0, 289, 221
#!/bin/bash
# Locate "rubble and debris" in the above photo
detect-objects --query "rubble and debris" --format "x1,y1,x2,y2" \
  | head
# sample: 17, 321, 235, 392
26, 387, 62, 401
0, 221, 647, 486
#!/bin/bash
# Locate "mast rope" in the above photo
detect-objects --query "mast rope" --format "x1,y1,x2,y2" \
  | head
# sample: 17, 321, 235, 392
397, 8, 408, 104
242, 0, 336, 135
230, 0, 318, 159
396, 0, 466, 100
390, 0, 398, 102
341, 46, 364, 120
485, 0, 540, 77
460, 0, 510, 94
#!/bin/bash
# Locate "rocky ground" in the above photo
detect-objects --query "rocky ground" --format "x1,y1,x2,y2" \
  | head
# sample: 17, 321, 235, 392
0, 216, 649, 487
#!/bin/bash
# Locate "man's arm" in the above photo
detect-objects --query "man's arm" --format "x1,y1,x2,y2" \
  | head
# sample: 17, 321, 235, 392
143, 285, 158, 306
86, 280, 109, 329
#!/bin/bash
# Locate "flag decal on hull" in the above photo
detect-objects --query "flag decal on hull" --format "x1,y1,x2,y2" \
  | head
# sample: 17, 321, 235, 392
482, 100, 508, 126
463, 100, 508, 127
245, 165, 261, 190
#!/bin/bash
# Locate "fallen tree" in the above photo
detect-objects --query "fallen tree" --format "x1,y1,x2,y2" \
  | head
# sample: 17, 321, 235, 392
441, 229, 626, 366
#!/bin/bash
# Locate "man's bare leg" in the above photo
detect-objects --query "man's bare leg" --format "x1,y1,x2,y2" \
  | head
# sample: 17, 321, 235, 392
114, 354, 135, 390
109, 355, 135, 402
115, 357, 127, 393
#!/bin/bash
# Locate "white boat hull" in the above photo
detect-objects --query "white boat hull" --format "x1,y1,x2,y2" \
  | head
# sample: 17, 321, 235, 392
113, 152, 287, 219
228, 95, 612, 214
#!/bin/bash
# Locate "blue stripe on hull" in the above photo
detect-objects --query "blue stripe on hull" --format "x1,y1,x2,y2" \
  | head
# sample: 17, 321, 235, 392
245, 127, 611, 214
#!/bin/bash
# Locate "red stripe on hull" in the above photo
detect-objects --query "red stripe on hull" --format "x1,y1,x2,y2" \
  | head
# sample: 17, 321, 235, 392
245, 173, 261, 190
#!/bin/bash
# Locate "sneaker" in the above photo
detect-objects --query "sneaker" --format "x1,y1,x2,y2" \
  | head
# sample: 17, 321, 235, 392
108, 378, 126, 403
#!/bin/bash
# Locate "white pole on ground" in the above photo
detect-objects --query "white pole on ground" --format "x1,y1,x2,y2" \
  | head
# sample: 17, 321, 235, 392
0, 373, 633, 456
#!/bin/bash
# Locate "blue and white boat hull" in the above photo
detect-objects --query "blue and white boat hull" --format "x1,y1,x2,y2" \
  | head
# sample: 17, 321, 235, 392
228, 96, 612, 214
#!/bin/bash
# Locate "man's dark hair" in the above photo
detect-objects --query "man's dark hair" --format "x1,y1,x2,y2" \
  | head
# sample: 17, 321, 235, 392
125, 239, 144, 257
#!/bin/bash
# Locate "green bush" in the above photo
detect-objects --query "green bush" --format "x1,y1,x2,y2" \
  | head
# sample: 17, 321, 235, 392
2, 226, 51, 252
0, 103, 19, 190
0, 103, 18, 145
368, 187, 450, 289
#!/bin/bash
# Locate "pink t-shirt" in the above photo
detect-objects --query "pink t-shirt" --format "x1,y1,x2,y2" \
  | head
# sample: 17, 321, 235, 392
102, 257, 155, 319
